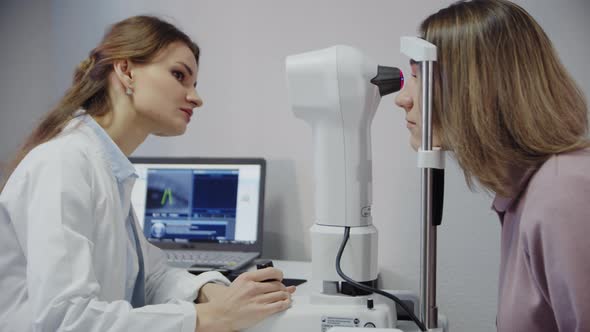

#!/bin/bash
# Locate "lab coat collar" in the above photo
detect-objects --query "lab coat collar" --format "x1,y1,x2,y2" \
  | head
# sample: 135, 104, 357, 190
77, 111, 137, 182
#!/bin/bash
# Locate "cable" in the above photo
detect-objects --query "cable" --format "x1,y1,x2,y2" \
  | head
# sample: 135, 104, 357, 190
335, 226, 428, 332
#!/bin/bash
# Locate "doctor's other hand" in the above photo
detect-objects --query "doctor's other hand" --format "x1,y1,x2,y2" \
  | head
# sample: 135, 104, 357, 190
194, 267, 296, 332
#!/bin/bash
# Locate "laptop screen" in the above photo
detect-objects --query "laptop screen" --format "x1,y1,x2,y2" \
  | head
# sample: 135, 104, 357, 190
129, 157, 265, 252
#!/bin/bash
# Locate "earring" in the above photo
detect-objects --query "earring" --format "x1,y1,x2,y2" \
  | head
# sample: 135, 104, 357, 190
125, 86, 133, 95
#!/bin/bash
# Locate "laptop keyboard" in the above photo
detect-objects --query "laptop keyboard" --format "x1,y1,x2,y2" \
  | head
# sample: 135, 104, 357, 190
166, 250, 254, 268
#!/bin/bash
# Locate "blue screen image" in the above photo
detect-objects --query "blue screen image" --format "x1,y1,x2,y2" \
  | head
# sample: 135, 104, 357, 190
143, 168, 239, 242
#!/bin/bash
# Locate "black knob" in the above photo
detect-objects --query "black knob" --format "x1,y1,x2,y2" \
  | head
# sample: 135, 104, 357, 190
367, 298, 374, 309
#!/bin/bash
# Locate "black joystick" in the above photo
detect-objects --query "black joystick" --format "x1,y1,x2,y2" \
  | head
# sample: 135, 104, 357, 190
255, 259, 307, 287
256, 260, 277, 282
256, 260, 274, 270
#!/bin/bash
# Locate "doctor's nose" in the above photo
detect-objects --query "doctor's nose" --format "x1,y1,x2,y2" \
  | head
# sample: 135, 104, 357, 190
187, 89, 203, 108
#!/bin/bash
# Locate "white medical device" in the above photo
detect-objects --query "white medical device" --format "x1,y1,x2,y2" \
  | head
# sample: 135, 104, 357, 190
248, 37, 446, 332
287, 45, 404, 285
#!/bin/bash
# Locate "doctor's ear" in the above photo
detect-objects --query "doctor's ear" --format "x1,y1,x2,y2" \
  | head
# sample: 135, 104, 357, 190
112, 59, 135, 94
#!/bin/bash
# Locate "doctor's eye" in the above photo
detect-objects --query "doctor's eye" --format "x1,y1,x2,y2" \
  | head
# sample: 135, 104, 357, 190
172, 70, 185, 82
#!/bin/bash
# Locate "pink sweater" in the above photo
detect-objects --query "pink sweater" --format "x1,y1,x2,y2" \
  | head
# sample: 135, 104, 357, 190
493, 148, 590, 331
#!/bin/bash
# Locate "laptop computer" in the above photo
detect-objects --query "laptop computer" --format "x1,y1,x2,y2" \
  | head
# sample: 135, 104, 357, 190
129, 157, 265, 273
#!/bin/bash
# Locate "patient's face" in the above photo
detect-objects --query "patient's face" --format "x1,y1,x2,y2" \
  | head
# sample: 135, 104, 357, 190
394, 61, 440, 150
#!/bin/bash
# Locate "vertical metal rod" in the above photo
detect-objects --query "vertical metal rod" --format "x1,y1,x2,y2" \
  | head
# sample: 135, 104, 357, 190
419, 61, 438, 329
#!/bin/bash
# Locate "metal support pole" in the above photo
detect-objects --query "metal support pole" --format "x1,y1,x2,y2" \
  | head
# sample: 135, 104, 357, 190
419, 61, 438, 329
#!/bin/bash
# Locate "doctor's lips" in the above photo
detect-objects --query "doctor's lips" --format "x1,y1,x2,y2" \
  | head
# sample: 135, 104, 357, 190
179, 108, 193, 121
406, 118, 417, 129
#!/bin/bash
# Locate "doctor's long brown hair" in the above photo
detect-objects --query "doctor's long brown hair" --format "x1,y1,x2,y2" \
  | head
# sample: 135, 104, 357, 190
1, 15, 199, 190
421, 0, 589, 197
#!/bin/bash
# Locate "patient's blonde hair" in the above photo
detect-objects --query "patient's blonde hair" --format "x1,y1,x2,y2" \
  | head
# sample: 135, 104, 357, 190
421, 0, 589, 196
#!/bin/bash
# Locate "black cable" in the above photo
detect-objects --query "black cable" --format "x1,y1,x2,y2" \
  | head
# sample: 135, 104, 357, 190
335, 226, 428, 332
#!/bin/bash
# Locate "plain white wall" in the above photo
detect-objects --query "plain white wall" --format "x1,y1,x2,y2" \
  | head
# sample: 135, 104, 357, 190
0, 1, 56, 173
1, 1, 589, 331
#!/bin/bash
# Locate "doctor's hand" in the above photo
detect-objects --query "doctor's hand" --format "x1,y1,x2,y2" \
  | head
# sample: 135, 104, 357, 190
194, 267, 296, 332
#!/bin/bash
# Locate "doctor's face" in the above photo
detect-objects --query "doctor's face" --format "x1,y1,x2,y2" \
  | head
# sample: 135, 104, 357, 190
130, 42, 203, 136
394, 61, 441, 150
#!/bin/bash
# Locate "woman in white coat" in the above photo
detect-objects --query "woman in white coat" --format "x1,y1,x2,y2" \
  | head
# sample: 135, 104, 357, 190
0, 15, 294, 332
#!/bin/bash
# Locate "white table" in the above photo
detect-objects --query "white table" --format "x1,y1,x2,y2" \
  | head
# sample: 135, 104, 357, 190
252, 260, 433, 332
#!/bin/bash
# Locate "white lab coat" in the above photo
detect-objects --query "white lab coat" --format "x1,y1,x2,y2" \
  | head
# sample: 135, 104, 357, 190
0, 114, 230, 332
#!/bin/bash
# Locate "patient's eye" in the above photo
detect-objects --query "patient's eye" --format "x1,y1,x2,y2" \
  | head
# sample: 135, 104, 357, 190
409, 59, 419, 78
411, 65, 418, 78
